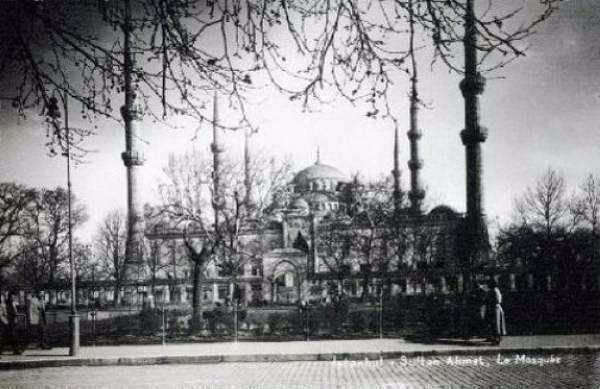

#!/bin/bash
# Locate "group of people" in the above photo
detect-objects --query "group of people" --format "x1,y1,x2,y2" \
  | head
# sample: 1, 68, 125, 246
471, 279, 507, 345
0, 290, 51, 356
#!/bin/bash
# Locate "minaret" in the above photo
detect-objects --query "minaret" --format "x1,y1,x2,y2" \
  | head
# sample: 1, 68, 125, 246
243, 128, 255, 211
392, 125, 402, 214
211, 92, 224, 220
406, 0, 425, 216
121, 0, 146, 283
459, 0, 490, 289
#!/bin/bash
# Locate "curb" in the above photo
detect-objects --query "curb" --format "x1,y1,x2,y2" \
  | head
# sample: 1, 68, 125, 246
1, 345, 599, 370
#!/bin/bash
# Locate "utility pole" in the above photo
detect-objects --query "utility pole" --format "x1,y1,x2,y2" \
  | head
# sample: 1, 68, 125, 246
65, 94, 79, 357
46, 91, 79, 356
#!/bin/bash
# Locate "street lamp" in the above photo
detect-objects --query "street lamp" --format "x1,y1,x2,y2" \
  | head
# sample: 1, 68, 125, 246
46, 92, 80, 356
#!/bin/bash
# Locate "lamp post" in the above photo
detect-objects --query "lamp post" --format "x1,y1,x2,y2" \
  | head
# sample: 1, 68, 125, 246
378, 279, 383, 340
46, 91, 80, 356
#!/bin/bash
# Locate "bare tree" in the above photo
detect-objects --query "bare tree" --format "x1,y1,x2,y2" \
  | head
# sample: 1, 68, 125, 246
571, 174, 600, 263
71, 242, 97, 292
157, 150, 290, 332
272, 0, 559, 119
506, 168, 571, 287
18, 187, 87, 291
94, 209, 127, 306
338, 174, 443, 298
147, 238, 171, 298
315, 220, 355, 300
0, 183, 36, 287
515, 168, 568, 239
0, 1, 299, 131
344, 176, 398, 300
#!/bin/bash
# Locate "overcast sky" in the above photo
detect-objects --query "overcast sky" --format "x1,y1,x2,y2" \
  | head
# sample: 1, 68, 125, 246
1, 0, 599, 242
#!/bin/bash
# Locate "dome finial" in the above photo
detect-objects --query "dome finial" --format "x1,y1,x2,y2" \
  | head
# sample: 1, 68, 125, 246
316, 146, 321, 164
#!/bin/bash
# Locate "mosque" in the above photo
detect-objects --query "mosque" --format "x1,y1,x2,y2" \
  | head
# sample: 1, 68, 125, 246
140, 145, 468, 308
43, 93, 487, 309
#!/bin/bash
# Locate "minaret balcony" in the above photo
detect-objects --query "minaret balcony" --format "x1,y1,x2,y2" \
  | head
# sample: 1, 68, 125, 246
407, 129, 422, 140
409, 188, 426, 201
407, 159, 423, 170
121, 150, 145, 166
460, 126, 488, 145
120, 94, 145, 121
459, 72, 486, 96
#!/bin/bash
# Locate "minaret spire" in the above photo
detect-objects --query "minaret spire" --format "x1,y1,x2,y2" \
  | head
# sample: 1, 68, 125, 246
459, 0, 490, 290
243, 127, 255, 211
211, 91, 224, 216
407, 0, 425, 215
392, 124, 402, 214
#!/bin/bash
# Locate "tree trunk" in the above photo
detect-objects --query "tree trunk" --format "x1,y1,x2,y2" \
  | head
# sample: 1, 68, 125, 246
361, 275, 369, 301
113, 283, 121, 307
190, 259, 204, 333
151, 271, 156, 297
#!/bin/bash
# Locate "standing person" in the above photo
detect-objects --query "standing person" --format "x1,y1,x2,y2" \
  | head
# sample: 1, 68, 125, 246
25, 291, 37, 349
487, 279, 507, 345
36, 290, 50, 349
5, 291, 22, 355
0, 294, 7, 357
471, 283, 487, 338
26, 291, 50, 350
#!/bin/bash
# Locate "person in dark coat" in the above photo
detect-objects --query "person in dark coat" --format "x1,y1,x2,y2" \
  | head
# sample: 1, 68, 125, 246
3, 292, 23, 355
464, 282, 486, 339
486, 279, 507, 345
0, 294, 7, 357
471, 283, 488, 338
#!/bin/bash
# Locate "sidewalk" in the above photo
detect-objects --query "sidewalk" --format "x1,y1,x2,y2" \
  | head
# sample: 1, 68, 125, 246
1, 335, 600, 369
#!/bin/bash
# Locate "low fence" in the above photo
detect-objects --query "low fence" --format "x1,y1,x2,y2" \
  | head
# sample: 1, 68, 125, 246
26, 290, 600, 347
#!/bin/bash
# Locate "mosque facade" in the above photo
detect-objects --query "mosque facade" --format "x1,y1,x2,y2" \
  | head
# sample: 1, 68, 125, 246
140, 155, 469, 308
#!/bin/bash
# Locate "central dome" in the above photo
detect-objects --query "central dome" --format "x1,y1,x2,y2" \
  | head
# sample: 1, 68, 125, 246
293, 162, 347, 186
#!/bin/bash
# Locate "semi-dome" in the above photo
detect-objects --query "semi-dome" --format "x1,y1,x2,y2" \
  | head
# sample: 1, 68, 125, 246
293, 162, 347, 186
429, 204, 459, 219
303, 192, 336, 213
291, 198, 310, 210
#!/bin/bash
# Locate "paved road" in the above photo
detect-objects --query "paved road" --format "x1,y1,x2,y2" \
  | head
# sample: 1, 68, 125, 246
0, 352, 598, 389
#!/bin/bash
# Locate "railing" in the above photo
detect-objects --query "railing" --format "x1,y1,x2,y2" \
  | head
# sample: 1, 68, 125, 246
24, 284, 600, 347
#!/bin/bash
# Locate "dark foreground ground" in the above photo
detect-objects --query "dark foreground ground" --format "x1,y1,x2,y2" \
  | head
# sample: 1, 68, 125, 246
0, 352, 598, 389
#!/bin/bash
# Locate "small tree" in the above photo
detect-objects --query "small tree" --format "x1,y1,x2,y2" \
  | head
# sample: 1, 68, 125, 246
0, 182, 36, 289
94, 209, 127, 306
345, 176, 397, 300
316, 220, 355, 300
515, 168, 568, 239
157, 150, 291, 332
571, 174, 600, 263
18, 187, 87, 292
505, 168, 572, 287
